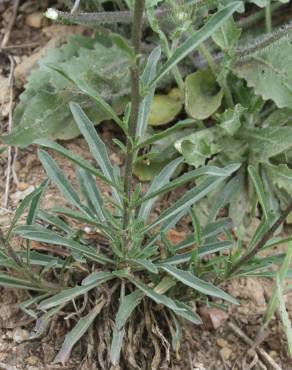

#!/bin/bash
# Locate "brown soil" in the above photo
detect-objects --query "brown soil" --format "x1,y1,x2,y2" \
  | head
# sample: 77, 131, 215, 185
1, 1, 292, 369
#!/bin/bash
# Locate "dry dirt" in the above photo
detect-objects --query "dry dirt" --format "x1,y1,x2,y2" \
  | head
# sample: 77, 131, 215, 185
1, 1, 292, 369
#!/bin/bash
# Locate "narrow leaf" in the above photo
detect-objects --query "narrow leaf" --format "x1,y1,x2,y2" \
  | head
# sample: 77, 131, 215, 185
248, 165, 270, 222
54, 299, 105, 365
160, 265, 238, 305
150, 2, 242, 86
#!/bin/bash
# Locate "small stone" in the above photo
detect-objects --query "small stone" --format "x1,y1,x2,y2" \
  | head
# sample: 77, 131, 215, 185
13, 328, 29, 343
25, 12, 43, 28
220, 347, 232, 361
110, 152, 123, 166
26, 356, 38, 366
216, 338, 228, 348
18, 182, 29, 191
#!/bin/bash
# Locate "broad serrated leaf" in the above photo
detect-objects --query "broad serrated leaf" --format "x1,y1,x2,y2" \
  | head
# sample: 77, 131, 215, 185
239, 127, 292, 161
175, 127, 223, 167
233, 32, 292, 108
2, 36, 128, 146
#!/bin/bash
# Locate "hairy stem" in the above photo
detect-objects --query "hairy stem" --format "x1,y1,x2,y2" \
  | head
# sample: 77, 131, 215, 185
226, 202, 292, 278
265, 0, 272, 33
122, 0, 145, 242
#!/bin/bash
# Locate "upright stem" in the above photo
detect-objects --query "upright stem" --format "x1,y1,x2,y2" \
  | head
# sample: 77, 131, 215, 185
265, 0, 272, 33
123, 0, 145, 233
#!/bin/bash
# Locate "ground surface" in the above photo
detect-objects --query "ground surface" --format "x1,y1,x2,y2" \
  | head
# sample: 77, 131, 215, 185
1, 1, 292, 369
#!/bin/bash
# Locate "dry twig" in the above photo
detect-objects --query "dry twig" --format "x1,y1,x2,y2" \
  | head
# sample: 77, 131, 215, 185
0, 0, 20, 48
228, 322, 282, 370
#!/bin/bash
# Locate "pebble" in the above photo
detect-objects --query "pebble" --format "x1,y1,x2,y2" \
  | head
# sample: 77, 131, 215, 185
12, 328, 29, 343
216, 338, 229, 348
25, 12, 43, 28
17, 182, 30, 191
26, 356, 38, 366
220, 347, 232, 361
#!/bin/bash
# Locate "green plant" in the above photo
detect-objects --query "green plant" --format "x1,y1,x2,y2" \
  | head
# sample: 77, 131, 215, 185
0, 1, 247, 367
3, 0, 292, 235
1, 0, 292, 366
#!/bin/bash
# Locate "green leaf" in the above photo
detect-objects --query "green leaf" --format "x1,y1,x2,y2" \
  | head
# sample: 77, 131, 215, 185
277, 275, 292, 356
150, 1, 242, 86
81, 271, 113, 286
160, 240, 233, 265
38, 150, 85, 211
264, 242, 292, 325
70, 102, 115, 182
37, 210, 73, 235
136, 119, 195, 149
14, 225, 112, 264
118, 273, 202, 324
216, 104, 246, 136
110, 327, 125, 366
54, 298, 106, 365
76, 167, 106, 222
69, 102, 122, 206
211, 14, 241, 52
143, 174, 235, 232
264, 163, 292, 194
139, 163, 240, 204
160, 265, 238, 305
137, 46, 161, 139
233, 32, 292, 108
239, 127, 292, 161
115, 290, 144, 330
175, 127, 223, 167
248, 165, 270, 222
133, 259, 159, 273
149, 88, 183, 126
2, 36, 128, 146
185, 70, 223, 120
6, 181, 47, 240
50, 207, 113, 239
0, 273, 45, 291
39, 278, 111, 310
35, 139, 113, 187
138, 157, 182, 221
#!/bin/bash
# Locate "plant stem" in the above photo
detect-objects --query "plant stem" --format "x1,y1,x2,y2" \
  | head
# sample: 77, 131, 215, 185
198, 43, 234, 108
265, 0, 272, 33
226, 202, 292, 278
122, 0, 145, 237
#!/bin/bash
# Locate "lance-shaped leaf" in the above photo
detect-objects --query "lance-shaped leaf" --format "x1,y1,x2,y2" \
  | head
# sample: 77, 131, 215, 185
137, 46, 161, 139
248, 165, 270, 222
138, 157, 183, 221
143, 171, 238, 232
150, 2, 242, 87
14, 225, 112, 264
160, 265, 238, 305
39, 275, 112, 310
69, 102, 122, 205
54, 298, 106, 365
